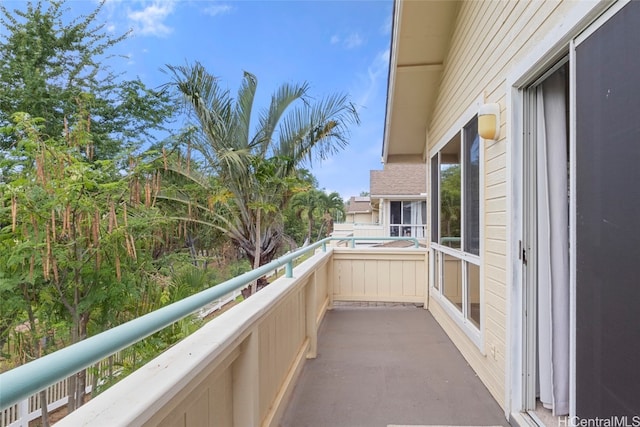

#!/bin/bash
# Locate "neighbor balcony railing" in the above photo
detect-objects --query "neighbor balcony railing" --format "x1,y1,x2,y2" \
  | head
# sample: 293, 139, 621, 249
0, 236, 425, 426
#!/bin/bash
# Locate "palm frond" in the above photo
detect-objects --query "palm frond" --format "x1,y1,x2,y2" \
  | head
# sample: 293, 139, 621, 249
253, 81, 310, 156
274, 92, 359, 170
161, 62, 233, 167
231, 71, 257, 151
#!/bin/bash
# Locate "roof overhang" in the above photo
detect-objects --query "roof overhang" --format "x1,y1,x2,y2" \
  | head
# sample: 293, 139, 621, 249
382, 0, 460, 164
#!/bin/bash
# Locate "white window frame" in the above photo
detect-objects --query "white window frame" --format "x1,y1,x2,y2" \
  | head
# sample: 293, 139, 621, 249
428, 97, 485, 350
388, 200, 427, 237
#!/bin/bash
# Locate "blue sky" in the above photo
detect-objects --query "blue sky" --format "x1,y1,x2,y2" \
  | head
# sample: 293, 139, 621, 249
8, 0, 393, 199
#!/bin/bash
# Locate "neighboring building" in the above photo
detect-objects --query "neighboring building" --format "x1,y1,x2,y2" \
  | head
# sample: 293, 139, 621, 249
344, 196, 375, 224
335, 164, 427, 242
332, 196, 382, 242
384, 0, 640, 424
370, 162, 426, 239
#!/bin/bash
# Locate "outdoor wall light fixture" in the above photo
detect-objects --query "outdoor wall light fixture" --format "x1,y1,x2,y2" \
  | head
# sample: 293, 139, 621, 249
478, 103, 501, 140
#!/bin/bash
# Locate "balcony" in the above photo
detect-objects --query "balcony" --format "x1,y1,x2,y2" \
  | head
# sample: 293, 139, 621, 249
332, 222, 385, 244
0, 240, 506, 427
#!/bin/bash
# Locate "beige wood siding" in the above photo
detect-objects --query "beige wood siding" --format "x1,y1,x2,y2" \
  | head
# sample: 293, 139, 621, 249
353, 212, 375, 224
315, 257, 330, 317
425, 0, 585, 409
332, 248, 427, 303
258, 285, 306, 422
155, 356, 235, 427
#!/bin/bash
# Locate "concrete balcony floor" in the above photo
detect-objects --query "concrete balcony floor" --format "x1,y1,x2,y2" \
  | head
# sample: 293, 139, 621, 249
281, 303, 509, 427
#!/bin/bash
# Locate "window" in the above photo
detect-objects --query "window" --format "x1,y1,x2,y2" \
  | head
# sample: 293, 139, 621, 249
430, 115, 482, 340
464, 116, 480, 255
439, 134, 461, 249
389, 200, 426, 237
430, 156, 439, 243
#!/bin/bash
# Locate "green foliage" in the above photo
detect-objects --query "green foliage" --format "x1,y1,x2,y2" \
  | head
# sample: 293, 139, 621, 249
229, 259, 251, 277
283, 205, 307, 246
440, 164, 461, 239
170, 264, 217, 299
289, 188, 345, 244
159, 62, 359, 271
0, 111, 232, 408
0, 112, 165, 375
0, 0, 175, 158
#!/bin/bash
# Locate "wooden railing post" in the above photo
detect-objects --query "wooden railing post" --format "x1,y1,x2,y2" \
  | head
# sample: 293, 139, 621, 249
306, 274, 318, 359
424, 249, 430, 308
328, 253, 334, 310
232, 330, 260, 427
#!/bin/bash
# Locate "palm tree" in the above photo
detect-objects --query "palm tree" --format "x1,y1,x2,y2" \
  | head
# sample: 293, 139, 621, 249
162, 62, 359, 292
291, 189, 324, 245
317, 191, 344, 238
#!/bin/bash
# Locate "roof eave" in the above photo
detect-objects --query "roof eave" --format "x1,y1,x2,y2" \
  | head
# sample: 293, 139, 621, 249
382, 0, 460, 164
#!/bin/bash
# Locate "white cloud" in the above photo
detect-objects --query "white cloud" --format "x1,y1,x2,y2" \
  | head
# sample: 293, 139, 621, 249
344, 32, 363, 49
99, 0, 127, 35
381, 14, 392, 35
204, 4, 233, 17
331, 32, 365, 49
127, 1, 176, 37
355, 48, 390, 110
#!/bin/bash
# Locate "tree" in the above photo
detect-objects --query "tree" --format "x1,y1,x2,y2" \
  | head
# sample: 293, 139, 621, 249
160, 63, 359, 292
440, 164, 461, 241
290, 189, 344, 243
0, 0, 174, 159
317, 191, 344, 238
0, 112, 163, 418
291, 189, 324, 245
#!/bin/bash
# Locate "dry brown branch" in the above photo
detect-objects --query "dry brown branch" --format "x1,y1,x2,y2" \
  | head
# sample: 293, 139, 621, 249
11, 195, 17, 232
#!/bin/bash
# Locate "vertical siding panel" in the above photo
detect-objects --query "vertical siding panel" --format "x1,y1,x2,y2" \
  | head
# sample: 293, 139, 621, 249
389, 261, 403, 296
258, 317, 272, 418
269, 312, 277, 418
352, 260, 365, 296
315, 263, 327, 314
333, 260, 342, 295
298, 288, 305, 342
377, 260, 391, 298
416, 257, 426, 298
402, 261, 416, 296
364, 260, 378, 298
210, 369, 233, 427
184, 390, 208, 427
334, 260, 351, 296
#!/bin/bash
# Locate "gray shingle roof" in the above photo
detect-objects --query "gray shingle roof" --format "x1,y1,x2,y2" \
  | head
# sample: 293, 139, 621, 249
370, 163, 426, 196
346, 196, 372, 213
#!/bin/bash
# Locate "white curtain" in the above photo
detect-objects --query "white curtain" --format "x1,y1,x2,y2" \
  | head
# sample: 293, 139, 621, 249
536, 68, 570, 416
411, 201, 425, 238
